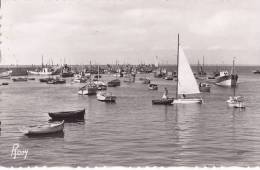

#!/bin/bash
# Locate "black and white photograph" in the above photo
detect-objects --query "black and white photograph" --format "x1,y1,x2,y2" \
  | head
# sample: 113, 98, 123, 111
0, 0, 260, 167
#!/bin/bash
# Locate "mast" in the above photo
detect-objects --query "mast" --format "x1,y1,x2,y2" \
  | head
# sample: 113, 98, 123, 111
232, 57, 236, 97
203, 56, 205, 74
41, 55, 44, 68
176, 34, 179, 99
98, 65, 100, 81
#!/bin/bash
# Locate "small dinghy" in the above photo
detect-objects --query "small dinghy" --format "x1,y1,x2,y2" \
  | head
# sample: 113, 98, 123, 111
49, 109, 85, 121
97, 92, 116, 103
20, 121, 64, 136
148, 84, 158, 90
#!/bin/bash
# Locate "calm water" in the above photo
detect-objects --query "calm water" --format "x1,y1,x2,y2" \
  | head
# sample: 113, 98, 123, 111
1, 66, 260, 167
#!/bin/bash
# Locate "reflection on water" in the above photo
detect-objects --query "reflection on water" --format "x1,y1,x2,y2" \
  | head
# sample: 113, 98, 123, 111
1, 68, 260, 166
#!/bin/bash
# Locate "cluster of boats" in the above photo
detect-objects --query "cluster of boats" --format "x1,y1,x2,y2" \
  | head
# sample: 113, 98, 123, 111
150, 34, 245, 108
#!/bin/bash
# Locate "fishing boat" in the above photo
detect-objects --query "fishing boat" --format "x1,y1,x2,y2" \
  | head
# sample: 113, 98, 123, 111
215, 59, 238, 87
172, 34, 203, 104
78, 83, 98, 95
20, 121, 64, 136
107, 79, 121, 87
252, 70, 260, 74
12, 77, 28, 82
61, 64, 74, 78
199, 82, 211, 92
27, 67, 54, 75
96, 92, 116, 102
148, 84, 158, 90
49, 109, 85, 121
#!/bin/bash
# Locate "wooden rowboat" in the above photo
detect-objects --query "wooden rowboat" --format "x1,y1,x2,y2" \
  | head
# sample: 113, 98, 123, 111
20, 121, 64, 136
48, 109, 85, 121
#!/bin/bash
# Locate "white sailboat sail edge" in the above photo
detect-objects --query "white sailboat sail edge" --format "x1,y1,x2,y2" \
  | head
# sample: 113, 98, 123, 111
177, 45, 200, 95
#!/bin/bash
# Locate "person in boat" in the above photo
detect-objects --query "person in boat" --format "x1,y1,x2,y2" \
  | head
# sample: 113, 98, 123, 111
162, 87, 168, 100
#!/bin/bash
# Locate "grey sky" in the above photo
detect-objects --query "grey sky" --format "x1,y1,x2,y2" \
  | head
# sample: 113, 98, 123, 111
1, 0, 260, 65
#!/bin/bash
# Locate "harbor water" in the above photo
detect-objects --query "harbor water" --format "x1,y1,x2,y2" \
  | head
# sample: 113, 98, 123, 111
1, 66, 260, 166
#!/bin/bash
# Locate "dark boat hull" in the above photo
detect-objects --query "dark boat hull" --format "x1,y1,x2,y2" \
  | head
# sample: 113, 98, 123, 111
152, 98, 174, 105
48, 109, 85, 121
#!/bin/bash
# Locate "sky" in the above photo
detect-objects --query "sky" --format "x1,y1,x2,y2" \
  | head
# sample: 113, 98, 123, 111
1, 0, 260, 65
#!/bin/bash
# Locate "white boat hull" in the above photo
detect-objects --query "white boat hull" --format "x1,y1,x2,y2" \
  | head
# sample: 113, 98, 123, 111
20, 121, 64, 135
215, 79, 232, 86
226, 100, 245, 108
172, 98, 203, 104
78, 89, 96, 95
28, 71, 53, 75
97, 93, 116, 102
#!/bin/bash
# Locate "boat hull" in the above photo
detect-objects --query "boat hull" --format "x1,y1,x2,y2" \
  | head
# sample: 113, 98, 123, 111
97, 93, 116, 102
20, 121, 64, 135
78, 88, 97, 95
172, 98, 203, 104
215, 75, 237, 87
27, 71, 53, 75
49, 109, 85, 121
199, 86, 211, 92
152, 98, 174, 105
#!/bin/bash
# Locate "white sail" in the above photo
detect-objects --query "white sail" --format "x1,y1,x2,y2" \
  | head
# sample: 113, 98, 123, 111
178, 46, 200, 95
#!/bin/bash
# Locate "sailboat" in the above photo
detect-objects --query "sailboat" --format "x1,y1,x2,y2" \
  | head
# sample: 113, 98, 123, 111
94, 65, 107, 90
172, 34, 203, 104
226, 58, 245, 108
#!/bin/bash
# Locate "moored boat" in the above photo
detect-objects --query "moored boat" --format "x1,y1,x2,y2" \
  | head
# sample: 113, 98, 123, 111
49, 109, 85, 121
226, 77, 246, 109
96, 92, 116, 102
199, 83, 211, 92
252, 70, 260, 74
27, 67, 54, 75
148, 84, 158, 90
12, 77, 28, 82
47, 77, 66, 84
1, 82, 9, 85
78, 83, 98, 95
226, 96, 245, 109
39, 77, 55, 83
20, 121, 64, 136
107, 79, 121, 87
152, 98, 174, 105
